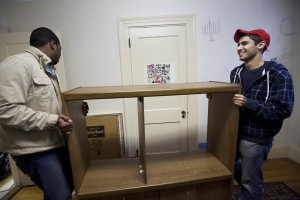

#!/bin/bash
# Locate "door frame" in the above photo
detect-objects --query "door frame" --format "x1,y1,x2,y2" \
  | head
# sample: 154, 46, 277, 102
118, 15, 198, 157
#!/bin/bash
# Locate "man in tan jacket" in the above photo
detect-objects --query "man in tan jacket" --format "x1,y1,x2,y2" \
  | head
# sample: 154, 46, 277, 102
0, 27, 82, 200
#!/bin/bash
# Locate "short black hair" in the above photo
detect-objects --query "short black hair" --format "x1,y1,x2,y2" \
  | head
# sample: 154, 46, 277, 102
245, 34, 262, 45
241, 33, 267, 52
30, 27, 60, 47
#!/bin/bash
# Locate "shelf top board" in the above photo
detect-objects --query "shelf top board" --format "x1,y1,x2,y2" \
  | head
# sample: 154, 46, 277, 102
63, 81, 240, 100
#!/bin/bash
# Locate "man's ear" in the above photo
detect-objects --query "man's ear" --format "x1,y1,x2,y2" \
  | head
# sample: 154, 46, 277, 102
258, 41, 266, 51
49, 41, 56, 51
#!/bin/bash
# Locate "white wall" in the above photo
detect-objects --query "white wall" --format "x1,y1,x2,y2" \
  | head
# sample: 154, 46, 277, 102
1, 0, 299, 158
268, 0, 300, 162
284, 0, 300, 163
0, 3, 8, 31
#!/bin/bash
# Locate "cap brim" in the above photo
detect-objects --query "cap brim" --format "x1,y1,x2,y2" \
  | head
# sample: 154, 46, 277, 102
234, 29, 250, 43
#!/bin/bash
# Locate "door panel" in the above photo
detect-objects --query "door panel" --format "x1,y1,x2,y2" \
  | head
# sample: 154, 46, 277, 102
129, 26, 188, 154
145, 108, 181, 124
146, 123, 184, 154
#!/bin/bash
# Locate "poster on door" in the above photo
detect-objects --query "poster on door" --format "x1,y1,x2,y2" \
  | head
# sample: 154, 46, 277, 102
146, 64, 175, 84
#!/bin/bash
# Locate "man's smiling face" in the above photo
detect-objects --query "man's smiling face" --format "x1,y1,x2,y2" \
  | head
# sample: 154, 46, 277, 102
237, 36, 260, 63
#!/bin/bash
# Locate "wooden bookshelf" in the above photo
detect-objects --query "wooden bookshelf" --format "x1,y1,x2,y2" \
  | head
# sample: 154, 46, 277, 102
63, 81, 240, 200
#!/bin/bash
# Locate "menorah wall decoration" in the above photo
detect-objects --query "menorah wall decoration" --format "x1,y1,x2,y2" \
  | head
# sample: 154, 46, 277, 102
202, 20, 221, 41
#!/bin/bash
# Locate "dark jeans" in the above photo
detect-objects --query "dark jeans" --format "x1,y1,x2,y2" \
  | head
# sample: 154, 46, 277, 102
12, 146, 74, 200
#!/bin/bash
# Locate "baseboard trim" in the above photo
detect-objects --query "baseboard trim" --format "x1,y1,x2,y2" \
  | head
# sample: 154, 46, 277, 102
268, 145, 289, 159
268, 144, 300, 164
287, 145, 300, 164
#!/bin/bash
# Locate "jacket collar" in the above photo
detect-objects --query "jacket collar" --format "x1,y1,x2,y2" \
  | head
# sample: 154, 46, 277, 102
25, 46, 52, 67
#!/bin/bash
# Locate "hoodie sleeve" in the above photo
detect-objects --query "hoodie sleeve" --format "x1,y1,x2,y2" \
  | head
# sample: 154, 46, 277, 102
0, 57, 59, 132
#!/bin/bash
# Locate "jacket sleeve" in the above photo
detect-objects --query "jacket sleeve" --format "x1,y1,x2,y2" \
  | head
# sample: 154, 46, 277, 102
244, 70, 294, 121
0, 58, 59, 131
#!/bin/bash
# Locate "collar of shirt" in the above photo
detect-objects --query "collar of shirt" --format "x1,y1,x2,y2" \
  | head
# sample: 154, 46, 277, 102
44, 65, 57, 78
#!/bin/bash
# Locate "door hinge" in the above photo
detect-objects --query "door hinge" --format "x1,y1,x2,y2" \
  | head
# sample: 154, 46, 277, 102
128, 38, 131, 48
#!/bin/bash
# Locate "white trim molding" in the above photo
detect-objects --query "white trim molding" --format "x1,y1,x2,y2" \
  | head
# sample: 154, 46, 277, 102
268, 144, 289, 159
268, 144, 300, 164
287, 145, 300, 164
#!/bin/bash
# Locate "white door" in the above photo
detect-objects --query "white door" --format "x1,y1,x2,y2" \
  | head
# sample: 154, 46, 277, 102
119, 16, 198, 157
129, 26, 188, 154
0, 31, 67, 186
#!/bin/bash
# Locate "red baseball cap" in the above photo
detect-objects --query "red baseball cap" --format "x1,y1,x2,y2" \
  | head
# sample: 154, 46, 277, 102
234, 29, 270, 49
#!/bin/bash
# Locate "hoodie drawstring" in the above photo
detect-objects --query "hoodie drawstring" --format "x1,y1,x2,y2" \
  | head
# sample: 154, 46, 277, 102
233, 67, 243, 83
234, 67, 270, 103
265, 71, 270, 103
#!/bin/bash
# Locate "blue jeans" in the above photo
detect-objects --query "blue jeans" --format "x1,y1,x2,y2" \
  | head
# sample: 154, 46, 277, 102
234, 139, 272, 200
12, 146, 73, 200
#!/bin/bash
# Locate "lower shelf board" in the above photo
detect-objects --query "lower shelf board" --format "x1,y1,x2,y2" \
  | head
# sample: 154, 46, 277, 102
77, 151, 232, 198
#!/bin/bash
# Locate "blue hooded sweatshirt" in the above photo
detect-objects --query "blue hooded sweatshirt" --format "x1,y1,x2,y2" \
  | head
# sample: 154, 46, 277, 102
230, 61, 294, 144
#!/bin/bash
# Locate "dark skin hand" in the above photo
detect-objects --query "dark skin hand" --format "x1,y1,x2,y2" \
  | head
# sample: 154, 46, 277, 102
57, 114, 73, 134
57, 101, 89, 134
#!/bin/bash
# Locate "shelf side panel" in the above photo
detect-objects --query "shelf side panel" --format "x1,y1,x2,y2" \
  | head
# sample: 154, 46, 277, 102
206, 92, 240, 173
65, 100, 90, 193
137, 97, 147, 184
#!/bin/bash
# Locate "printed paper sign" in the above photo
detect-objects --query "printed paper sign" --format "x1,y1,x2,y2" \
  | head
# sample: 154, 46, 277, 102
146, 64, 175, 84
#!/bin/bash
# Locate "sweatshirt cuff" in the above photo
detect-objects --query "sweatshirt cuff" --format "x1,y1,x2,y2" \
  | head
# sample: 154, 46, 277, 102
244, 98, 257, 112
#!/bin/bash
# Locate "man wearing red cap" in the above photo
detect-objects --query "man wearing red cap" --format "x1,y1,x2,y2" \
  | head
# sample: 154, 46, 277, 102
230, 29, 294, 199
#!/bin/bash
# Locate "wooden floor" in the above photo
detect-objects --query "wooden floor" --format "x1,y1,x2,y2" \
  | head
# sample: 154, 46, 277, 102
4, 158, 300, 199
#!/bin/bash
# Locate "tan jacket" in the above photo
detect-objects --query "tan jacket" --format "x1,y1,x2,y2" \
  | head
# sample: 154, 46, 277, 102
0, 46, 65, 155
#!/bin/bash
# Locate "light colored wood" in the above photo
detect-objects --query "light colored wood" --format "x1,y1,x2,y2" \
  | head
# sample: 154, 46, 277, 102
78, 158, 144, 198
64, 100, 90, 193
0, 174, 12, 188
77, 151, 231, 199
207, 92, 240, 173
62, 82, 240, 199
63, 82, 240, 100
263, 158, 300, 194
9, 158, 300, 199
146, 151, 231, 186
10, 186, 42, 200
